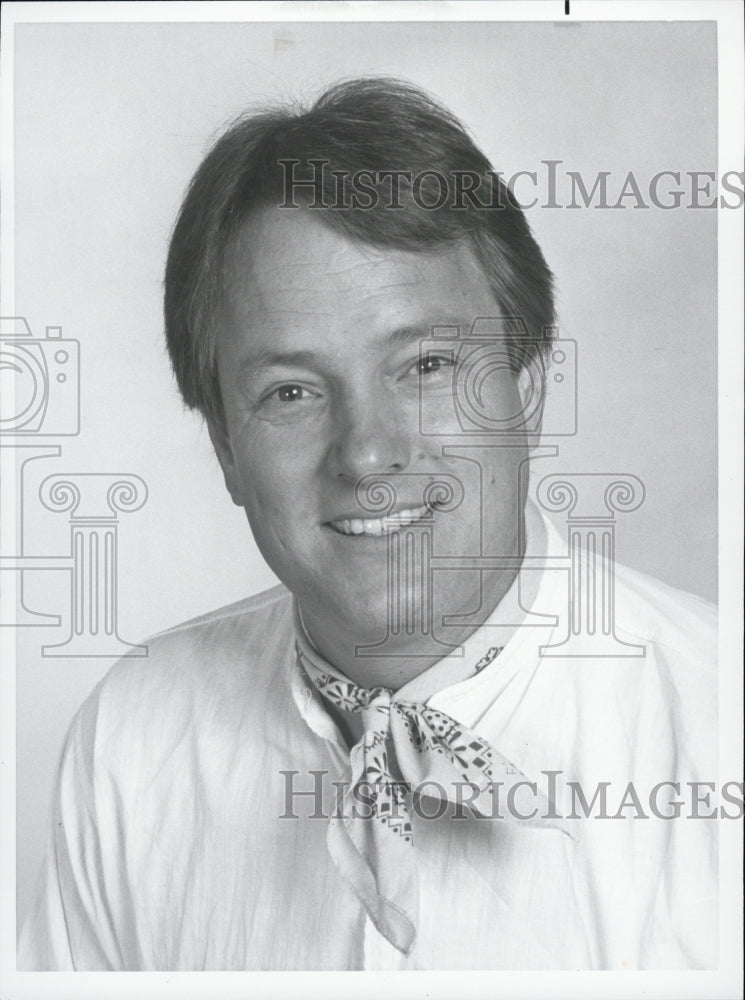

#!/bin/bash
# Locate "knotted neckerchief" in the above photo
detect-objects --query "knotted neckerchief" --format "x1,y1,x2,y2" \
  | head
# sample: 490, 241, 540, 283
295, 636, 565, 955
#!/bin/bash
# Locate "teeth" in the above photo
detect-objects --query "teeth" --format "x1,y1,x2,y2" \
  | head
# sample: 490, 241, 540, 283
332, 505, 432, 535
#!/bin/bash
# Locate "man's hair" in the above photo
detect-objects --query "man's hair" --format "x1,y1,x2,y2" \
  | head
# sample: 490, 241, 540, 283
164, 77, 555, 428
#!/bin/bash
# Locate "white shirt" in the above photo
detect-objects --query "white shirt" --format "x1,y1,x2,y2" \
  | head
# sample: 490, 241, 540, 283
19, 509, 718, 970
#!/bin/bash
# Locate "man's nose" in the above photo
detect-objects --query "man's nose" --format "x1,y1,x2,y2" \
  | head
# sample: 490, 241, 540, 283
325, 393, 411, 480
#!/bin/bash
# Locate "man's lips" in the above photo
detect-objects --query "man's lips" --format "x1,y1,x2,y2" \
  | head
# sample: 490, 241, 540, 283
327, 503, 433, 536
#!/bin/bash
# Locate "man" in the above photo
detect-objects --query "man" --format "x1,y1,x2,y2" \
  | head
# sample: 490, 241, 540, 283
20, 78, 717, 970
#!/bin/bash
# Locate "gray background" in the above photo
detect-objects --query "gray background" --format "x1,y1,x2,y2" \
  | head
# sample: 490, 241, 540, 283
13, 19, 717, 924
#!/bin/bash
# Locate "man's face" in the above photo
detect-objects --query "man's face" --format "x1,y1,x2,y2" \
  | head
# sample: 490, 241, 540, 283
211, 208, 535, 662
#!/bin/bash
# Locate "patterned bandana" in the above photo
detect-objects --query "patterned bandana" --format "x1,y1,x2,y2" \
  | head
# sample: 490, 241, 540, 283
295, 636, 563, 956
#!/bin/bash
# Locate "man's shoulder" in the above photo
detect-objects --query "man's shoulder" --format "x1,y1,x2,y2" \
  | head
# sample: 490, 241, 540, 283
151, 582, 293, 648
611, 560, 716, 664
598, 561, 717, 764
62, 585, 298, 806
531, 550, 718, 779
87, 584, 295, 727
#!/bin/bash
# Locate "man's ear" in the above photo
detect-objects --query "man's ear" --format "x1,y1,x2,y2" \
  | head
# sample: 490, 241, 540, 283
207, 419, 244, 507
516, 360, 546, 448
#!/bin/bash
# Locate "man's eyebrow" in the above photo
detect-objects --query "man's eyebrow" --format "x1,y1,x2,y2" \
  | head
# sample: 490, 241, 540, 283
386, 323, 463, 348
236, 350, 322, 378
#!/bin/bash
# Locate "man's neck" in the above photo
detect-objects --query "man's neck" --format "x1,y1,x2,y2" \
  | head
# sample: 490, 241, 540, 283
301, 588, 511, 691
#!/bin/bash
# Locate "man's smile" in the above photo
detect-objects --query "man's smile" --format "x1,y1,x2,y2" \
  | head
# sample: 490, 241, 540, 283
328, 502, 433, 536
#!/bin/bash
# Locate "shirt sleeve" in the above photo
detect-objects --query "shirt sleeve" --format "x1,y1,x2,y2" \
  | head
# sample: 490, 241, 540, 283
18, 691, 124, 970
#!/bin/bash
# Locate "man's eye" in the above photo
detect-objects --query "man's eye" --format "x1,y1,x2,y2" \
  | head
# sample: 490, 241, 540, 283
255, 382, 322, 417
274, 384, 305, 403
416, 354, 453, 376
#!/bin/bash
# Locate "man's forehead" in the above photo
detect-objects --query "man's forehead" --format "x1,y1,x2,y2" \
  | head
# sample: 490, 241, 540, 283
223, 206, 495, 310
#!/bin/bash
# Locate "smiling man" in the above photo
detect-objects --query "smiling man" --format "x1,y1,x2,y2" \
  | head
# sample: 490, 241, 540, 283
210, 207, 534, 690
20, 78, 718, 971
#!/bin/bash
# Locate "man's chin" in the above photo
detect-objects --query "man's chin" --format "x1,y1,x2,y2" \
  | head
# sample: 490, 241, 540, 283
301, 582, 422, 643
